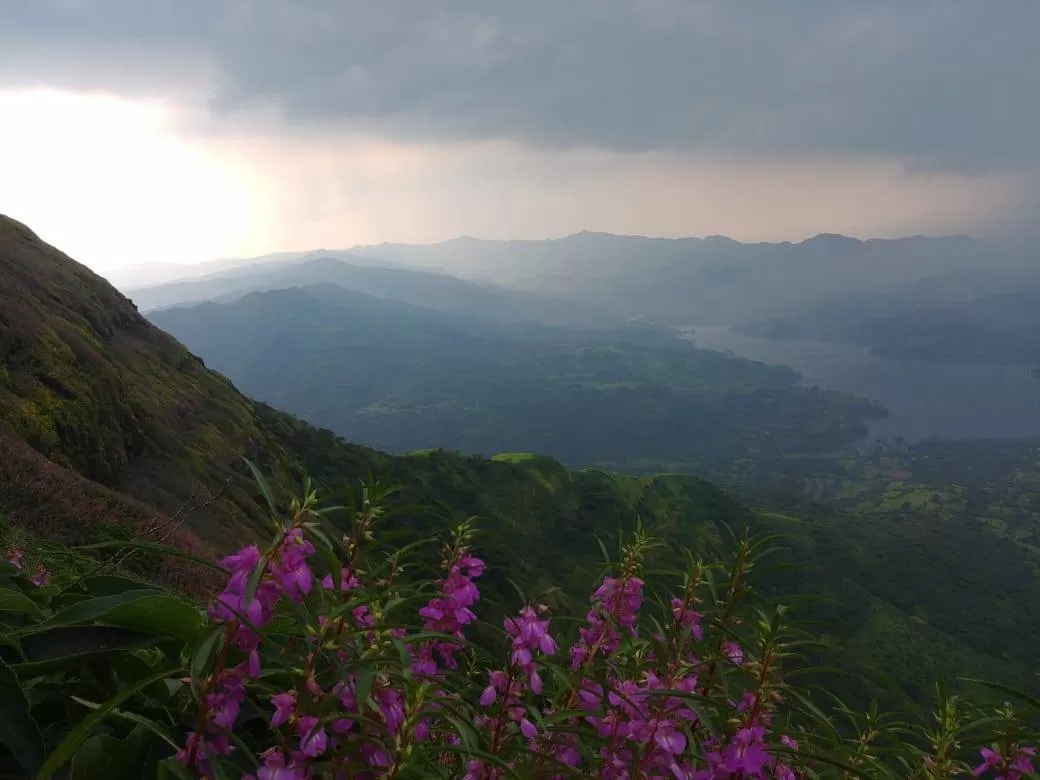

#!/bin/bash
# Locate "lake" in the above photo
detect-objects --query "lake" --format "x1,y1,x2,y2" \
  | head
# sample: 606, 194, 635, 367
682, 326, 1040, 443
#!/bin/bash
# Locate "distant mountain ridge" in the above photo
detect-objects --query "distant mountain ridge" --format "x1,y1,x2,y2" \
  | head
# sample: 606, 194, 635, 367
125, 252, 617, 329
118, 230, 1035, 330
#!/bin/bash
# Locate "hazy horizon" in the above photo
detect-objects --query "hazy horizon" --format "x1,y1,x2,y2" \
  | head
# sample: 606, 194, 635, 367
1, 2, 1037, 277
77, 226, 987, 290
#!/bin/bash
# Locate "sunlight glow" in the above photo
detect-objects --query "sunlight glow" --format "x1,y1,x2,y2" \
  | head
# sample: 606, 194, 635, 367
0, 89, 260, 272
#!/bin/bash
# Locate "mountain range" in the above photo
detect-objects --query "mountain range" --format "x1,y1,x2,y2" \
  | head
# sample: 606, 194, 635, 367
122, 230, 1040, 332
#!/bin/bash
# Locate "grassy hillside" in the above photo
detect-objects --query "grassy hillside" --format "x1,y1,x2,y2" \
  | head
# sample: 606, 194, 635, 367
0, 215, 372, 548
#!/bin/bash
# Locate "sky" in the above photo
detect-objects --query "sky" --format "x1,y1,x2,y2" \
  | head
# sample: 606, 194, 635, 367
0, 1, 1037, 276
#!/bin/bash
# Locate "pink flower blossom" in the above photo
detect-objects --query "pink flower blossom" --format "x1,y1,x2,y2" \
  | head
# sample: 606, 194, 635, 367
6, 547, 23, 571
570, 575, 643, 670
29, 564, 49, 587
296, 715, 327, 757
271, 691, 297, 728
269, 529, 314, 601
416, 549, 484, 674
723, 640, 744, 666
246, 749, 308, 780
670, 597, 704, 640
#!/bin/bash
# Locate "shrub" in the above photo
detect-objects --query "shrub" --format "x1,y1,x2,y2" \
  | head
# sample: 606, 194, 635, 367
0, 469, 1036, 779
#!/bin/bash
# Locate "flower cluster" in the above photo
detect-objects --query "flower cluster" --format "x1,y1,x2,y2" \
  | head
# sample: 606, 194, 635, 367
7, 481, 1037, 780
481, 606, 558, 727
416, 551, 484, 674
570, 573, 644, 670
6, 546, 49, 586
974, 744, 1036, 779
3, 481, 1004, 780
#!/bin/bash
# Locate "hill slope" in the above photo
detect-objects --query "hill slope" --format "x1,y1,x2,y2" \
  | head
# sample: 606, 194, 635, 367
0, 214, 742, 601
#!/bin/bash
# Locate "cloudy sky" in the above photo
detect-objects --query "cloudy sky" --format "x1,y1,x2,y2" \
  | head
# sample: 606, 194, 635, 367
0, 1, 1037, 274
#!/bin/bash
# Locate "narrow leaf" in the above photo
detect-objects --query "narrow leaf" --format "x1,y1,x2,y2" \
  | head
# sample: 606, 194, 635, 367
0, 659, 45, 775
36, 666, 181, 780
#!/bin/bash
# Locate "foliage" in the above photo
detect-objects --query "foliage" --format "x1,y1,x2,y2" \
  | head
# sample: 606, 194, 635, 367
1, 476, 1037, 779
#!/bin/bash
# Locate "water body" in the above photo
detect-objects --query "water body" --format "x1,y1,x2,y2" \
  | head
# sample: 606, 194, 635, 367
683, 326, 1040, 443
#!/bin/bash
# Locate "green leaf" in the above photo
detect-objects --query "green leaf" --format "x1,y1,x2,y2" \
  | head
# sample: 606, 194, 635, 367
243, 457, 281, 526
0, 586, 43, 618
36, 666, 181, 780
100, 594, 204, 644
34, 589, 166, 629
354, 659, 376, 712
960, 678, 1040, 712
9, 626, 158, 678
70, 733, 146, 780
157, 757, 197, 780
33, 590, 203, 643
79, 575, 155, 597
0, 659, 45, 775
69, 697, 179, 749
190, 625, 225, 695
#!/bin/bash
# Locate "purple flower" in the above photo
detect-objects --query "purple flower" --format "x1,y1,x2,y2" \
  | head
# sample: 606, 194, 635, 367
269, 529, 314, 601
479, 684, 497, 706
221, 544, 261, 575
375, 686, 406, 733
416, 550, 484, 674
670, 597, 704, 640
206, 691, 241, 730
654, 722, 687, 755
570, 575, 643, 670
722, 727, 769, 775
247, 649, 262, 679
174, 731, 233, 776
271, 691, 297, 728
321, 567, 359, 591
29, 564, 49, 587
251, 749, 307, 780
296, 715, 327, 757
6, 548, 23, 571
974, 744, 1037, 778
723, 641, 744, 666
458, 555, 485, 577
1013, 746, 1036, 771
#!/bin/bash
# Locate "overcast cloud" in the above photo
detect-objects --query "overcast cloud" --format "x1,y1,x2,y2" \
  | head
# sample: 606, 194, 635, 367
2, 0, 1038, 174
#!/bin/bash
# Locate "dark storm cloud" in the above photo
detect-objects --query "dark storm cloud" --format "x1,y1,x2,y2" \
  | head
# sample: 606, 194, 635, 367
1, 0, 1037, 172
